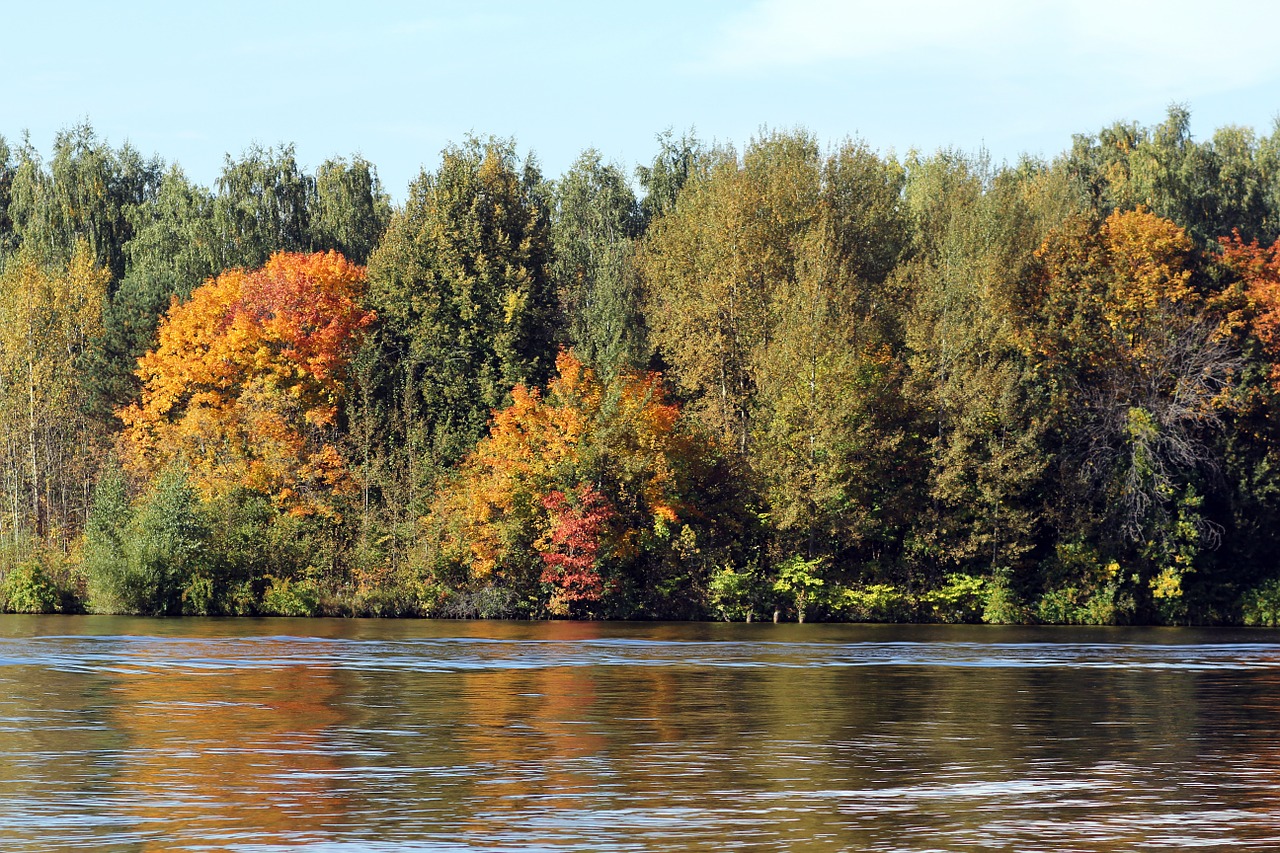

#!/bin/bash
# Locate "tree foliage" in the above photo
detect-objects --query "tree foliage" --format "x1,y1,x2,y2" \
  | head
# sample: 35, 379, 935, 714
1026, 209, 1237, 615
4, 114, 1280, 623
426, 350, 741, 617
1221, 232, 1280, 388
4, 122, 162, 279
120, 251, 374, 515
365, 137, 557, 473
642, 130, 912, 571
552, 149, 645, 377
901, 152, 1075, 579
0, 242, 109, 552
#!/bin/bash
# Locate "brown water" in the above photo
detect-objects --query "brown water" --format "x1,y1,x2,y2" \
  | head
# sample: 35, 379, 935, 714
1, 617, 1279, 851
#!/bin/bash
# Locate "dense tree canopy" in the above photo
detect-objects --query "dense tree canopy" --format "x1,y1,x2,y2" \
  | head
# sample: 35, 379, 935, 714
425, 350, 743, 618
6, 111, 1280, 624
364, 137, 557, 474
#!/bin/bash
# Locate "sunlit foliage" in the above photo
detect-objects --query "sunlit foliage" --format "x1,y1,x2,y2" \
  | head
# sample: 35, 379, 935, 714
119, 251, 373, 516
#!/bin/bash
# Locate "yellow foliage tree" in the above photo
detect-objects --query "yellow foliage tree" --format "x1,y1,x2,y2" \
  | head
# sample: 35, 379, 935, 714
0, 241, 108, 549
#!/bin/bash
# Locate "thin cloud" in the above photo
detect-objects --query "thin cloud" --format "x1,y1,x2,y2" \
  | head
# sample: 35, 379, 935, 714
700, 0, 1026, 71
701, 0, 1280, 100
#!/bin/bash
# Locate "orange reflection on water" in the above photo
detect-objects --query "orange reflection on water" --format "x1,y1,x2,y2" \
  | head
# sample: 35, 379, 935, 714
453, 621, 611, 845
106, 640, 350, 850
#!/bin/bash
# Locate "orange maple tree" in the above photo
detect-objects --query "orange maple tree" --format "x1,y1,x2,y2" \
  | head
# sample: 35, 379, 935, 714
119, 251, 375, 515
1220, 233, 1280, 389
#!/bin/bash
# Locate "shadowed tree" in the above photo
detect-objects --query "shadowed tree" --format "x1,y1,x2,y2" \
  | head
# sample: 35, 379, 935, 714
1026, 209, 1239, 618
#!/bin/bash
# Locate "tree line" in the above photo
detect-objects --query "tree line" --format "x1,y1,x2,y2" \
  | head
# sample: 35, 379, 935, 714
4, 108, 1280, 624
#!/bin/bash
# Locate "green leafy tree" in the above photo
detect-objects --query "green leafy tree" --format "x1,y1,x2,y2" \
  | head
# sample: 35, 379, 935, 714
5, 122, 161, 279
311, 155, 392, 265
213, 143, 313, 269
753, 141, 914, 566
901, 153, 1074, 584
552, 149, 646, 377
83, 458, 132, 605
1062, 106, 1279, 250
90, 466, 216, 616
87, 166, 219, 413
637, 128, 703, 226
0, 135, 15, 258
642, 131, 820, 456
642, 130, 913, 573
364, 136, 557, 473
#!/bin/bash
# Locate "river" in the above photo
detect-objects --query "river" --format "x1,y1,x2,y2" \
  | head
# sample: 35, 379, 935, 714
0, 617, 1278, 851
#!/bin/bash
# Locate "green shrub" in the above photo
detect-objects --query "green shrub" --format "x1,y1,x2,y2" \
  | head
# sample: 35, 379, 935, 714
260, 575, 321, 617
839, 583, 913, 622
224, 578, 259, 616
351, 584, 422, 618
1035, 579, 1133, 625
708, 562, 767, 621
1035, 587, 1082, 624
1241, 579, 1280, 627
84, 461, 133, 612
772, 555, 827, 622
182, 571, 216, 615
1084, 581, 1134, 625
433, 585, 522, 619
0, 560, 60, 614
982, 574, 1030, 624
89, 466, 217, 616
922, 574, 987, 623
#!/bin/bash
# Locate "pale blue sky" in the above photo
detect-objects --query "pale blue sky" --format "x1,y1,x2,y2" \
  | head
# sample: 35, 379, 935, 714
4, 0, 1279, 200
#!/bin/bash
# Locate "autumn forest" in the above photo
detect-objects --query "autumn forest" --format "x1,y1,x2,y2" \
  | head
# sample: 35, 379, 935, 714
4, 108, 1280, 625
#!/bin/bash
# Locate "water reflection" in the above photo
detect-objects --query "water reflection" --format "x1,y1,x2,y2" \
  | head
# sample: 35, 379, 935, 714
0, 618, 1279, 850
108, 648, 352, 850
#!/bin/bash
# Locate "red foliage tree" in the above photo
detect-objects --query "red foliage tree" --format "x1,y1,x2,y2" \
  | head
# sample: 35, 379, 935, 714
538, 484, 616, 614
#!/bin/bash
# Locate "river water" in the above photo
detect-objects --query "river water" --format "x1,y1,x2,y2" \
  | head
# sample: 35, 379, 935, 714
1, 617, 1279, 851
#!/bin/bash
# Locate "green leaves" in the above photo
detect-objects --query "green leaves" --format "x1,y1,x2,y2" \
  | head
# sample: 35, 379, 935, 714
86, 466, 216, 616
552, 149, 645, 378
312, 156, 392, 266
365, 137, 556, 471
772, 555, 827, 623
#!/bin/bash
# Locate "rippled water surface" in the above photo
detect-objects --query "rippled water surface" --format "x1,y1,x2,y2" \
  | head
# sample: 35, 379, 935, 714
1, 618, 1279, 851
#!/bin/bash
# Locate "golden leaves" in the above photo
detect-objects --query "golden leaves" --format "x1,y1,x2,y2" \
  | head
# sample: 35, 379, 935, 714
120, 252, 373, 515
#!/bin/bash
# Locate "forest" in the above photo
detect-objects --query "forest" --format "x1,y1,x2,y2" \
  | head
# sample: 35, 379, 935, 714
3, 108, 1280, 624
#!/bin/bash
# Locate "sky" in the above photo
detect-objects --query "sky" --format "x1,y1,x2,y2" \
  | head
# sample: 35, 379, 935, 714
4, 0, 1280, 201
